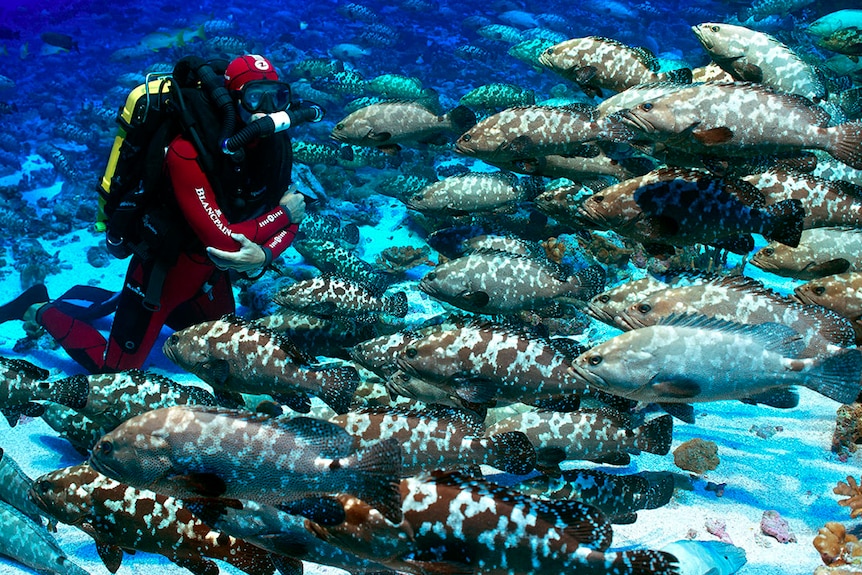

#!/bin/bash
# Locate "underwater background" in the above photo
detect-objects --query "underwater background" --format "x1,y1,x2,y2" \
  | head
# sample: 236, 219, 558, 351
2, 0, 862, 574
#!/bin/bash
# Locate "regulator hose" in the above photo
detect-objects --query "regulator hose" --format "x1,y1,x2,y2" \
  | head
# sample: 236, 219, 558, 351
222, 101, 324, 156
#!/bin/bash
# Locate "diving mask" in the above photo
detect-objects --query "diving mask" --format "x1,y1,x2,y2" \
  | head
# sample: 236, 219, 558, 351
237, 80, 292, 115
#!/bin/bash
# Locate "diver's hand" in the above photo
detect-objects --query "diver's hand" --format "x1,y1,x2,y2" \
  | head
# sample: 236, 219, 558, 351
279, 188, 306, 224
206, 232, 266, 274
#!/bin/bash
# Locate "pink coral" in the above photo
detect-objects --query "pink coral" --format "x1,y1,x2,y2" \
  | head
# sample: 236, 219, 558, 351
706, 517, 733, 544
761, 510, 797, 543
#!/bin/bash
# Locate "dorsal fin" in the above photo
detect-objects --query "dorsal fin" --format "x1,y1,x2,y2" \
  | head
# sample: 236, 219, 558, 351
220, 313, 314, 364
354, 404, 486, 435
656, 312, 804, 357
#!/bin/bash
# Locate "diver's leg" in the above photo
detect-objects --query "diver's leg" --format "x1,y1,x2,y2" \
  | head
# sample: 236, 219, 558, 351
0, 284, 49, 324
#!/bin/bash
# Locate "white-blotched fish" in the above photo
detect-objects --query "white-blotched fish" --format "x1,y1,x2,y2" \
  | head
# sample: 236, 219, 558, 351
539, 36, 691, 98
618, 82, 862, 169
573, 313, 862, 408
89, 405, 403, 525
162, 314, 359, 414
29, 464, 275, 575
419, 250, 605, 314
692, 23, 826, 101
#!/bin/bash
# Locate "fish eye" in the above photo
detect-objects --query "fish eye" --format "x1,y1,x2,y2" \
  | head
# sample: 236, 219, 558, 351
425, 272, 436, 281
588, 355, 602, 366
335, 123, 344, 130
592, 195, 604, 203
35, 479, 51, 493
96, 440, 113, 455
405, 347, 418, 359
763, 247, 775, 256
461, 134, 472, 142
813, 286, 826, 296
167, 334, 179, 346
637, 303, 651, 314
598, 294, 610, 303
640, 102, 653, 111
711, 25, 720, 32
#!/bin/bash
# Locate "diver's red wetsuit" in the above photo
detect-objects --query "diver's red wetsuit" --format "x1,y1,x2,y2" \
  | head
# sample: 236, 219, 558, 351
37, 135, 298, 373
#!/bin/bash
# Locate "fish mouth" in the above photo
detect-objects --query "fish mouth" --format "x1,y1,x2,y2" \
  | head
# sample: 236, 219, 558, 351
789, 289, 813, 305
330, 132, 349, 143
584, 303, 615, 324
87, 452, 117, 478
691, 25, 713, 49
416, 279, 439, 298
453, 137, 474, 156
749, 253, 777, 271
575, 204, 610, 229
570, 363, 607, 391
394, 357, 421, 380
617, 109, 655, 134
615, 310, 645, 331
162, 343, 178, 365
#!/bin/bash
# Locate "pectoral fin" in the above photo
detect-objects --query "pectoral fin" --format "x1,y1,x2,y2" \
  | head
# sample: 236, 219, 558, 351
168, 472, 227, 497
652, 378, 701, 398
95, 540, 124, 573
458, 290, 490, 308
693, 127, 734, 145
278, 496, 346, 526
803, 258, 851, 277
734, 62, 764, 83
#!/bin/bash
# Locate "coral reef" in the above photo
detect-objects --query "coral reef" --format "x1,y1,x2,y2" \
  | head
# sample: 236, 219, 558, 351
833, 403, 862, 460
375, 245, 434, 273
815, 566, 862, 574
673, 438, 720, 475
705, 517, 733, 544
579, 232, 633, 267
704, 481, 726, 497
750, 423, 783, 439
11, 239, 60, 289
814, 522, 862, 566
761, 510, 797, 543
835, 476, 862, 518
541, 236, 567, 264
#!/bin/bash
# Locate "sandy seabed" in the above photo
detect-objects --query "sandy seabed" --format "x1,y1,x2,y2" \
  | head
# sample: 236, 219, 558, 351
0, 207, 859, 575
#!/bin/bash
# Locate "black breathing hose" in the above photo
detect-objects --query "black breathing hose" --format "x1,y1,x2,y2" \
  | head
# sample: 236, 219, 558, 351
222, 101, 324, 156
195, 62, 237, 147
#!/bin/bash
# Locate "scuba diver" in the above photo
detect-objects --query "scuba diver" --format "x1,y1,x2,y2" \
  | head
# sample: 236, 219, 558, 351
0, 54, 324, 373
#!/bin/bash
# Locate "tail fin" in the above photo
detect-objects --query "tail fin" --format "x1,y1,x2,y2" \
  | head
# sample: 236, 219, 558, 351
763, 198, 804, 248
384, 291, 409, 318
829, 122, 862, 170
446, 104, 478, 134
316, 366, 360, 414
661, 67, 692, 85
341, 222, 361, 245
488, 431, 536, 475
215, 533, 279, 575
47, 374, 90, 409
347, 437, 403, 523
567, 264, 607, 300
804, 347, 862, 404
637, 471, 676, 509
603, 549, 681, 575
633, 414, 673, 455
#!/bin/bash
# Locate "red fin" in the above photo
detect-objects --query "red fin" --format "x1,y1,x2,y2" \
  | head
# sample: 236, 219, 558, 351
693, 126, 733, 145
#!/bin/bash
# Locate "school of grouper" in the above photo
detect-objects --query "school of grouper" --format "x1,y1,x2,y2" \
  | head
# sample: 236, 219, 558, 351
4, 3, 862, 575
